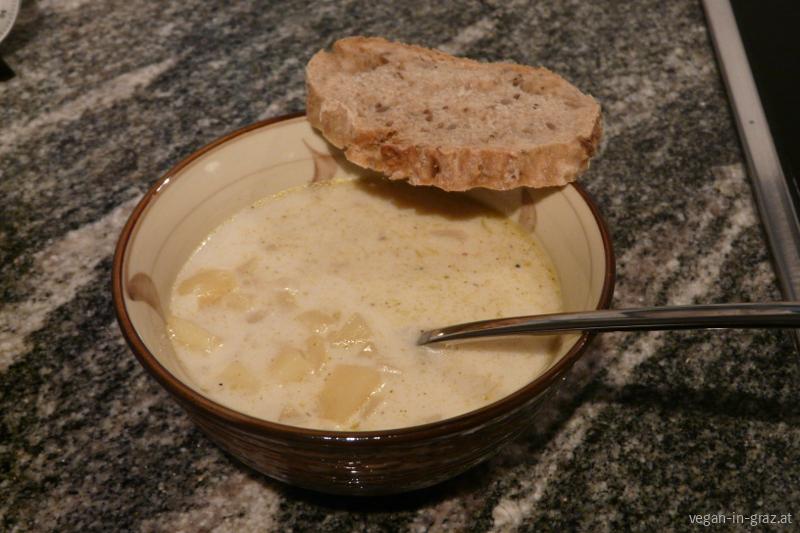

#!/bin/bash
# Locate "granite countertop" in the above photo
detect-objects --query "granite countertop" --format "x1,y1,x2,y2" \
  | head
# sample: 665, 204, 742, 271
2, 0, 798, 531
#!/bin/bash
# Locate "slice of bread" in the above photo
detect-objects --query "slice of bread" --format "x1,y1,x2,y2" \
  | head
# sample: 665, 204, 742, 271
306, 37, 602, 191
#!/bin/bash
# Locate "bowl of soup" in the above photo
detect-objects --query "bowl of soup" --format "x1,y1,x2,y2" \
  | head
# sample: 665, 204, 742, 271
112, 112, 614, 495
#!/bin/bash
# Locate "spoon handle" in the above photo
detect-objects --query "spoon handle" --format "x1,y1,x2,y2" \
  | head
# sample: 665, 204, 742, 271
418, 302, 800, 345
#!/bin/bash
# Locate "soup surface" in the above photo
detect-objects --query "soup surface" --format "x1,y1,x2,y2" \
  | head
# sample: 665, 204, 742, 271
167, 178, 562, 430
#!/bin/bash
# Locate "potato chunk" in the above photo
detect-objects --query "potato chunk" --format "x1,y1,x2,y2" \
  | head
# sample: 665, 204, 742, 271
296, 310, 339, 334
304, 334, 329, 370
328, 313, 372, 347
271, 347, 315, 383
218, 361, 260, 393
177, 269, 237, 307
318, 364, 382, 423
166, 315, 222, 353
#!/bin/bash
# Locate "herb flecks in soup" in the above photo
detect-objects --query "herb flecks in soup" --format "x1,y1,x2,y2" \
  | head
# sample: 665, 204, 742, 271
167, 178, 562, 431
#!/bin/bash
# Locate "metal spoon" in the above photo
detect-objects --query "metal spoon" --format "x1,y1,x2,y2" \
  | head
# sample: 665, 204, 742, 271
417, 302, 800, 345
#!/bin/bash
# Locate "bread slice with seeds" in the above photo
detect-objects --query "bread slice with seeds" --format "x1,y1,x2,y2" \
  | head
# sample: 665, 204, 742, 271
305, 36, 601, 191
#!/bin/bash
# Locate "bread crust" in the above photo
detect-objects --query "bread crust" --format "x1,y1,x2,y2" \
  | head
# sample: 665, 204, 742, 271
306, 37, 601, 191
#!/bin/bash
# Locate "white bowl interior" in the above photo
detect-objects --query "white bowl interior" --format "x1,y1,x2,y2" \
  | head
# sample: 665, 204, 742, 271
122, 116, 610, 390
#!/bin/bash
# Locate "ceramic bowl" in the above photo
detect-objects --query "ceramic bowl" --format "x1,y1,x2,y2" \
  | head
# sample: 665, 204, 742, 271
112, 113, 615, 495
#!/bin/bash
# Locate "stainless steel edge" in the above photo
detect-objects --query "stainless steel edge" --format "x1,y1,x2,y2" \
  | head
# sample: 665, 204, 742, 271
703, 0, 800, 350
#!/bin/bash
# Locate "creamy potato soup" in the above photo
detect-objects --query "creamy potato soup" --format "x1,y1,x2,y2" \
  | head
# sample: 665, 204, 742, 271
167, 178, 562, 431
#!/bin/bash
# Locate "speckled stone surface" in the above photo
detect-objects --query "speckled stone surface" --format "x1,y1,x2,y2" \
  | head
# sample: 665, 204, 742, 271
2, 0, 798, 531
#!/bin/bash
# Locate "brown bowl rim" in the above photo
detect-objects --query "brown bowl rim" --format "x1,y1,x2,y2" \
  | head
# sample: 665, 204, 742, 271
112, 112, 616, 445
